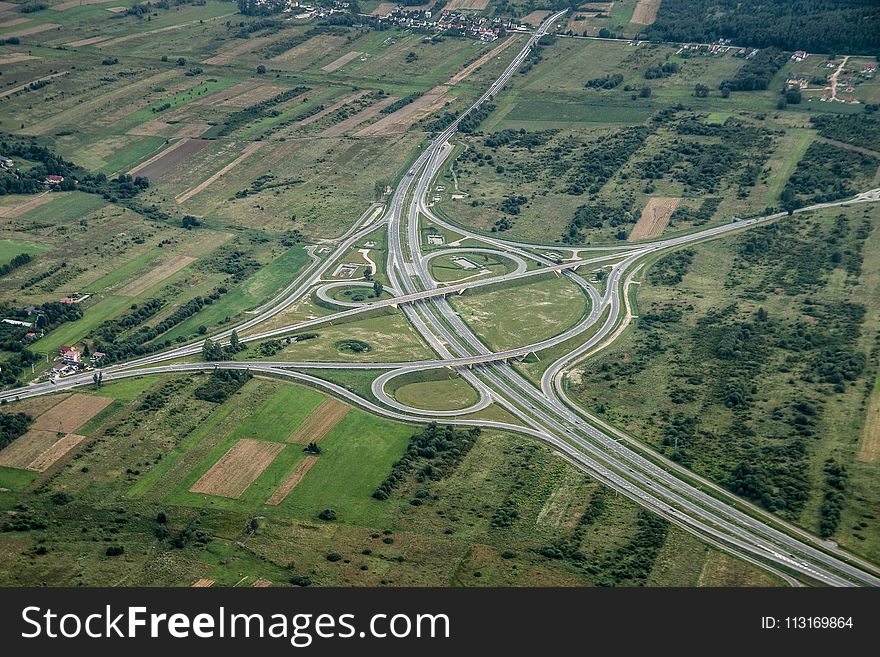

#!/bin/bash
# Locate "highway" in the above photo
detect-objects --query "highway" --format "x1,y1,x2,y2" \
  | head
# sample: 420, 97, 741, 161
2, 9, 879, 586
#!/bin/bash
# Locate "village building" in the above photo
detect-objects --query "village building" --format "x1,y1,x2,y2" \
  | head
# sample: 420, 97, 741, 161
1, 318, 34, 328
60, 345, 81, 364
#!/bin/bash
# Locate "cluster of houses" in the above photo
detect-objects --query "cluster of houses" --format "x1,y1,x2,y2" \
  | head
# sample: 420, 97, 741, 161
45, 345, 105, 380
783, 52, 874, 105
276, 0, 353, 20
373, 7, 516, 42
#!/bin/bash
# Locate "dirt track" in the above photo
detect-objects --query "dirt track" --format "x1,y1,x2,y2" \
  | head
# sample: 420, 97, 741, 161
0, 430, 86, 471
632, 0, 661, 26
0, 430, 63, 469
448, 36, 519, 85
629, 197, 679, 241
128, 138, 210, 179
190, 439, 284, 499
97, 14, 233, 48
203, 35, 277, 65
0, 71, 68, 100
321, 50, 363, 73
119, 255, 195, 296
355, 86, 450, 137
28, 433, 86, 472
31, 394, 112, 434
287, 398, 349, 444
66, 35, 112, 47
0, 52, 39, 64
265, 456, 318, 505
2, 23, 60, 39
297, 91, 369, 127
175, 141, 265, 204
221, 85, 286, 108
0, 192, 59, 219
320, 95, 399, 137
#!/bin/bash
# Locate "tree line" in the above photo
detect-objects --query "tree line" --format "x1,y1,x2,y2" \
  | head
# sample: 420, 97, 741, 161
647, 0, 880, 57
373, 422, 480, 500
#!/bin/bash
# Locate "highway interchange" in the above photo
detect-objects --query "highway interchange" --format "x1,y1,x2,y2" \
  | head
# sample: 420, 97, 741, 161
3, 10, 880, 586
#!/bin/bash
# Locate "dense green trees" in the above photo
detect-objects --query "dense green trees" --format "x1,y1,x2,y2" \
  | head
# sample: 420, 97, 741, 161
719, 48, 788, 92
193, 369, 252, 403
563, 125, 651, 201
648, 0, 880, 56
0, 135, 149, 197
88, 292, 232, 363
647, 249, 695, 286
782, 142, 878, 204
499, 195, 528, 215
0, 253, 32, 277
585, 73, 624, 89
211, 86, 310, 137
668, 197, 721, 227
380, 92, 423, 115
645, 62, 679, 79
565, 202, 635, 243
373, 422, 480, 500
811, 114, 880, 152
485, 129, 556, 149
201, 338, 224, 361
0, 412, 32, 450
639, 116, 773, 197
819, 458, 847, 537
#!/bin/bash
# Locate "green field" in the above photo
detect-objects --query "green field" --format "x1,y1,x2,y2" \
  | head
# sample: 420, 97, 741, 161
0, 238, 51, 262
17, 192, 106, 225
160, 246, 311, 340
0, 375, 779, 586
390, 369, 481, 412
98, 136, 168, 176
451, 275, 589, 351
37, 295, 133, 352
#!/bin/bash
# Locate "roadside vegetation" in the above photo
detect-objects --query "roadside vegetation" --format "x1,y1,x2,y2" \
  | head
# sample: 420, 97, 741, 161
0, 378, 776, 586
572, 205, 880, 560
